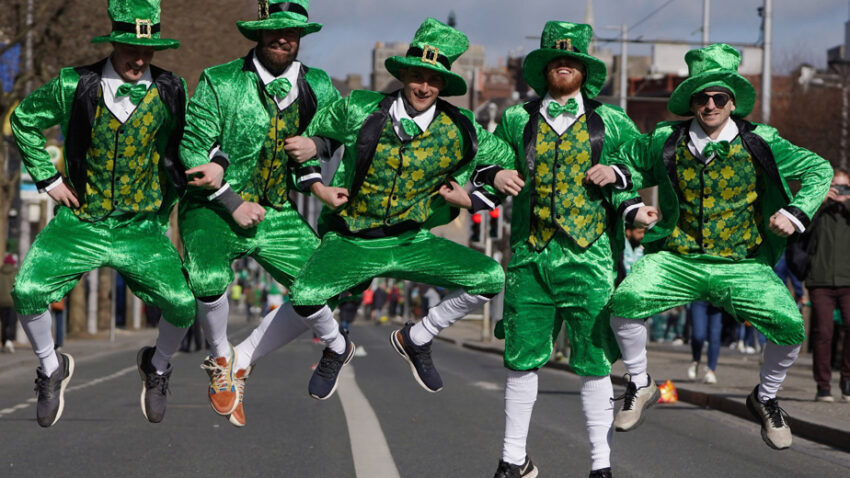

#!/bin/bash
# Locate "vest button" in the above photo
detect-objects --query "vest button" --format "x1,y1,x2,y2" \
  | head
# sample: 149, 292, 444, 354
555, 163, 561, 169
556, 214, 562, 219
392, 195, 398, 201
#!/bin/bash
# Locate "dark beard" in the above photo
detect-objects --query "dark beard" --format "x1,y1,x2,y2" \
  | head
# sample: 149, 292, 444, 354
256, 44, 297, 76
628, 236, 642, 248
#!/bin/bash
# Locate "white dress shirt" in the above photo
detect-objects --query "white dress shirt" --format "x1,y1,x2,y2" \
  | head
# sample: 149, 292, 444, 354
101, 57, 152, 124
252, 53, 301, 111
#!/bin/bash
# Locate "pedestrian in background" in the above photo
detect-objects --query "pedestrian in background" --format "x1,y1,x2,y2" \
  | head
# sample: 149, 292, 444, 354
798, 168, 850, 402
1, 254, 18, 353
688, 301, 722, 384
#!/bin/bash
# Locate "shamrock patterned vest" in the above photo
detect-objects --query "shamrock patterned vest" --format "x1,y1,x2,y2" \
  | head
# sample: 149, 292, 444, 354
528, 115, 606, 250
664, 135, 764, 259
338, 112, 463, 232
239, 95, 300, 208
75, 86, 167, 221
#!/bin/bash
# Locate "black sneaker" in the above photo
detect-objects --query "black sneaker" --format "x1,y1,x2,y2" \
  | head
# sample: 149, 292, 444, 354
391, 322, 443, 392
815, 387, 834, 403
137, 346, 172, 423
841, 380, 850, 403
493, 456, 538, 478
308, 331, 355, 400
34, 353, 74, 427
746, 385, 792, 449
589, 467, 612, 478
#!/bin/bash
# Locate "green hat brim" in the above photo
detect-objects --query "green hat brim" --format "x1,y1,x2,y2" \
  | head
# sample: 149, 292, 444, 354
236, 19, 322, 42
522, 49, 607, 98
668, 72, 755, 117
384, 56, 467, 96
91, 33, 179, 50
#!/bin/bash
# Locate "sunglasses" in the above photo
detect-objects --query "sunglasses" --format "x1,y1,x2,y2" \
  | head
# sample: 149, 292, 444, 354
691, 92, 732, 108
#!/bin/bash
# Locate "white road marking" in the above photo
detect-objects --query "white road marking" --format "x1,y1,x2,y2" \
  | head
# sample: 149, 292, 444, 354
472, 381, 502, 391
337, 365, 401, 478
0, 365, 136, 419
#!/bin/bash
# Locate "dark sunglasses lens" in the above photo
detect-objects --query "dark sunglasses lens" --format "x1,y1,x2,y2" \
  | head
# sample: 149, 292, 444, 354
693, 93, 730, 107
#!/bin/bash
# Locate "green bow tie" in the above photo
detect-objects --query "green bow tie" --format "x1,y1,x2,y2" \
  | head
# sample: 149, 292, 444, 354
116, 83, 148, 105
702, 140, 731, 159
547, 98, 579, 117
400, 118, 422, 137
266, 78, 292, 98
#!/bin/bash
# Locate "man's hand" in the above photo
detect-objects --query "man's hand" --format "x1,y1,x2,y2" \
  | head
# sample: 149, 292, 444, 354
494, 170, 525, 196
47, 181, 80, 209
769, 212, 796, 237
585, 164, 617, 187
284, 136, 318, 163
231, 201, 266, 229
633, 206, 659, 228
826, 186, 850, 205
311, 183, 349, 209
439, 180, 472, 208
186, 162, 225, 190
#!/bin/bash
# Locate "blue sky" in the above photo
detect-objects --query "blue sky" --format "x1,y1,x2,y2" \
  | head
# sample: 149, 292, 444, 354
292, 0, 849, 80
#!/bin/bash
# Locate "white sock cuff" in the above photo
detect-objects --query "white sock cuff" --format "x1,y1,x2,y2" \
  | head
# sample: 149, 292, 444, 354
611, 315, 645, 332
506, 369, 538, 386
197, 294, 227, 311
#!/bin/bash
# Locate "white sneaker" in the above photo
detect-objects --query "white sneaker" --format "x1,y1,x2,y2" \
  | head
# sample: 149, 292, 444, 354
687, 361, 698, 381
3, 340, 14, 354
745, 346, 757, 355
703, 370, 717, 384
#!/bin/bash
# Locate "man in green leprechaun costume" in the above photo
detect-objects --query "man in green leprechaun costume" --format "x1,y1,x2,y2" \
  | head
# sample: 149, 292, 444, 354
178, 0, 348, 427
287, 17, 516, 397
473, 21, 640, 478
608, 43, 833, 451
9, 0, 195, 426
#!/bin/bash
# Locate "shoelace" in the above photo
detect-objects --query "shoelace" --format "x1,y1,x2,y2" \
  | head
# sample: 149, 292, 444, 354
233, 369, 250, 404
762, 398, 790, 428
145, 372, 170, 395
613, 382, 638, 411
409, 341, 434, 372
315, 348, 344, 379
201, 358, 230, 391
33, 374, 54, 398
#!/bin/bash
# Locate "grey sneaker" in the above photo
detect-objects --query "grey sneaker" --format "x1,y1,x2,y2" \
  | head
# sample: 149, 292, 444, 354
493, 456, 538, 478
137, 346, 172, 423
34, 353, 74, 427
746, 385, 792, 449
614, 376, 660, 432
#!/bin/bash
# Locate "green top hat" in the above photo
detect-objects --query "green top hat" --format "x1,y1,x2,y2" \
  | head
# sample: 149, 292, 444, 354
384, 18, 470, 97
91, 0, 179, 50
237, 0, 322, 42
668, 43, 756, 117
522, 21, 607, 99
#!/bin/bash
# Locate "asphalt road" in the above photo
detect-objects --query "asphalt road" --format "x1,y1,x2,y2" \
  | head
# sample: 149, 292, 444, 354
1, 322, 849, 477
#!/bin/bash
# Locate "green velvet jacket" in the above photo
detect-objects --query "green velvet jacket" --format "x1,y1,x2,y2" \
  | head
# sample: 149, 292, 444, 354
478, 97, 640, 252
305, 90, 515, 236
179, 51, 341, 201
612, 118, 834, 265
11, 58, 186, 222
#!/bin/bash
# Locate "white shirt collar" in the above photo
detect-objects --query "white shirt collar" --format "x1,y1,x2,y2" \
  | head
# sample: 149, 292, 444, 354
101, 56, 152, 124
688, 118, 739, 162
540, 91, 585, 136
252, 52, 301, 111
389, 92, 437, 141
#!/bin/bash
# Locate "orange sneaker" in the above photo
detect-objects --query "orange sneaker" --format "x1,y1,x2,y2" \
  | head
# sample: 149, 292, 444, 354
228, 365, 254, 427
200, 347, 237, 416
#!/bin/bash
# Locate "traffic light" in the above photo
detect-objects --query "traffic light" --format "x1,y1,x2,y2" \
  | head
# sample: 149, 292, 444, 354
488, 207, 503, 239
470, 212, 483, 245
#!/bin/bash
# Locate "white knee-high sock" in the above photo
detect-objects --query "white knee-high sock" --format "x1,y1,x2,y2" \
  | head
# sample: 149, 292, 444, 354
233, 302, 309, 371
410, 290, 488, 345
581, 375, 614, 471
196, 295, 231, 359
502, 369, 538, 465
152, 319, 188, 374
610, 316, 649, 387
19, 311, 58, 375
300, 305, 344, 354
758, 342, 801, 401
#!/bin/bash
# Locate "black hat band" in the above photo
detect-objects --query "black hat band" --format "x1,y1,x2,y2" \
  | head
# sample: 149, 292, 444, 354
112, 20, 161, 39
406, 46, 451, 70
269, 2, 309, 18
